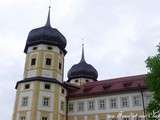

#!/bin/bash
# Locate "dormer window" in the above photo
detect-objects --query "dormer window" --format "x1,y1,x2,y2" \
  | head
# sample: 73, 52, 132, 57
61, 88, 65, 94
46, 58, 52, 65
86, 80, 89, 82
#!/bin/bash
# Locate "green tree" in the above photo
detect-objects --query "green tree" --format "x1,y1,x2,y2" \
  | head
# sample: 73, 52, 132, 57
146, 44, 160, 120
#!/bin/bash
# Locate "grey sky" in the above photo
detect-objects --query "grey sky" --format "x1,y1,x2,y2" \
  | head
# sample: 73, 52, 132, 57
0, 0, 160, 119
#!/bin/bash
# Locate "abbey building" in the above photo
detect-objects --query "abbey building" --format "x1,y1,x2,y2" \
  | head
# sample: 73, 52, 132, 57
12, 7, 151, 120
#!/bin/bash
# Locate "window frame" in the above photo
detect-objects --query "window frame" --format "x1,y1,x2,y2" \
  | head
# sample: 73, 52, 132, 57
110, 98, 118, 109
121, 96, 129, 108
60, 101, 65, 111
31, 58, 36, 66
68, 102, 74, 112
98, 99, 106, 110
21, 97, 28, 106
59, 62, 62, 70
20, 116, 26, 120
87, 100, 95, 111
46, 58, 52, 66
132, 95, 141, 107
42, 116, 48, 120
42, 97, 50, 107
24, 84, 30, 89
44, 84, 51, 90
77, 102, 84, 112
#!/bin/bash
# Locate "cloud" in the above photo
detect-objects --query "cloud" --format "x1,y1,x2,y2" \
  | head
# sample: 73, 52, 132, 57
1, 0, 160, 119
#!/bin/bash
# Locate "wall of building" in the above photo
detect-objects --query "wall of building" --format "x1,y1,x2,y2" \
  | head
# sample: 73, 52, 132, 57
23, 44, 64, 81
12, 81, 67, 120
68, 91, 151, 120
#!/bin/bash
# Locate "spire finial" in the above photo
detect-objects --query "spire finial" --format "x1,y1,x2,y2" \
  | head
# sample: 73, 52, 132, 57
81, 44, 86, 62
46, 6, 51, 27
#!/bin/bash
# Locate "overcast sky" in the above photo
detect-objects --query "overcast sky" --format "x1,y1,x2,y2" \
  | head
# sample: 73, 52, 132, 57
0, 0, 160, 119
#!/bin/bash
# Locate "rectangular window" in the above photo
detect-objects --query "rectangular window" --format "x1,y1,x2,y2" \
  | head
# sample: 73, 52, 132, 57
46, 58, 52, 65
42, 117, 48, 120
110, 98, 117, 109
145, 95, 151, 105
44, 84, 50, 89
59, 63, 62, 70
78, 102, 84, 111
121, 97, 129, 108
98, 99, 106, 110
61, 88, 65, 94
24, 84, 30, 89
88, 100, 95, 110
43, 97, 50, 106
22, 97, 28, 106
68, 103, 74, 112
132, 95, 141, 106
20, 116, 25, 120
31, 58, 36, 66
123, 118, 129, 120
61, 101, 65, 111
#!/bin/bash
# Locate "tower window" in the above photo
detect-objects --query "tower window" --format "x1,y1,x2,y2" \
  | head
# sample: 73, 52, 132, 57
46, 58, 52, 65
31, 58, 36, 66
22, 97, 28, 106
59, 63, 62, 70
61, 88, 65, 94
60, 50, 62, 55
61, 101, 65, 111
42, 97, 50, 106
20, 116, 26, 120
24, 84, 30, 89
42, 117, 48, 120
75, 80, 78, 83
32, 47, 37, 50
44, 84, 51, 89
47, 46, 53, 50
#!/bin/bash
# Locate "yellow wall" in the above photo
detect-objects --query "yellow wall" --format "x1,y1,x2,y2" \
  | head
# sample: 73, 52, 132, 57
23, 47, 64, 81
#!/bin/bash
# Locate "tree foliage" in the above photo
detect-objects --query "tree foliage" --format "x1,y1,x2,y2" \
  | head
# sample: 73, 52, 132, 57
146, 44, 160, 120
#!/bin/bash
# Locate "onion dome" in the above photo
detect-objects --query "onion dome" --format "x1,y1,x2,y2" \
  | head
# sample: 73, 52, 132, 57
24, 7, 67, 54
67, 45, 98, 81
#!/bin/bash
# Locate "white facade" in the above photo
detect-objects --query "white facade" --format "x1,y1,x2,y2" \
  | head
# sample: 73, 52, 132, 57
68, 91, 151, 116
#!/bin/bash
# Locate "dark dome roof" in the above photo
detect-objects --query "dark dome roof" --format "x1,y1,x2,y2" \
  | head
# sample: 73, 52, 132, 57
24, 7, 67, 54
67, 46, 98, 81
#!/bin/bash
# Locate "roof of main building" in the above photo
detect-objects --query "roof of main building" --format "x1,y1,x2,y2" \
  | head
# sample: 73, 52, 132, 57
67, 74, 147, 99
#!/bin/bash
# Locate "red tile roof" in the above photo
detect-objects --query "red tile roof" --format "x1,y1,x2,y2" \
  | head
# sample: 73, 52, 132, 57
67, 74, 148, 99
